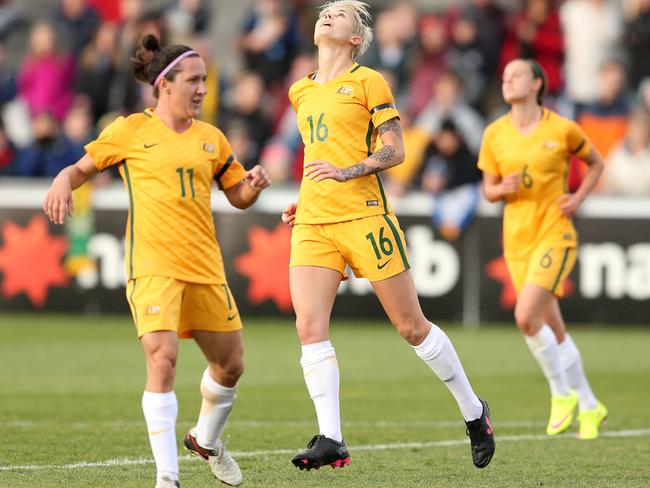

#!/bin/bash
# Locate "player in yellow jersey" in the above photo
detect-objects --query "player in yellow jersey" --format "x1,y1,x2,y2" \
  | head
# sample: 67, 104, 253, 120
44, 35, 270, 488
478, 59, 607, 440
281, 1, 494, 471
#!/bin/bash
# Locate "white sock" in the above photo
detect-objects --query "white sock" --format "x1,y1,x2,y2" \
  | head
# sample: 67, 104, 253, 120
301, 340, 342, 442
558, 333, 598, 410
142, 391, 179, 482
413, 323, 483, 422
195, 369, 238, 449
524, 325, 570, 397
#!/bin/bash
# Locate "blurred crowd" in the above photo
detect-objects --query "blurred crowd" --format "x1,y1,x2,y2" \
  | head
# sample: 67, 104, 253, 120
0, 0, 649, 237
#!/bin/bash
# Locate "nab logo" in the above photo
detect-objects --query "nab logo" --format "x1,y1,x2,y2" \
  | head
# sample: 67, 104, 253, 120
145, 305, 161, 315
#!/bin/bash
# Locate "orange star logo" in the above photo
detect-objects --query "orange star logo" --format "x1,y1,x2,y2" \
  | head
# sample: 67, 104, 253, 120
485, 256, 575, 310
234, 223, 292, 312
0, 215, 69, 306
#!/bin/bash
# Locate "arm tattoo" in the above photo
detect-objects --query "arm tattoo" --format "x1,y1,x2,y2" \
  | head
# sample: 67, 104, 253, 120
341, 163, 380, 181
370, 144, 396, 164
340, 118, 402, 181
377, 118, 402, 138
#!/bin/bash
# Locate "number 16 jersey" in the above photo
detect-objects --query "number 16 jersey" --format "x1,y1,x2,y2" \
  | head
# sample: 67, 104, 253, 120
289, 63, 400, 224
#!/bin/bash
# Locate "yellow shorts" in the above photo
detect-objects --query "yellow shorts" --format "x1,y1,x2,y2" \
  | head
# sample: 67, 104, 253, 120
506, 245, 577, 298
290, 213, 410, 281
125, 276, 243, 338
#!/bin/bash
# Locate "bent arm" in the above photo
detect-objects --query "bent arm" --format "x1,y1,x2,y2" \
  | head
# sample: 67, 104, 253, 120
340, 117, 405, 180
44, 153, 99, 224
573, 147, 605, 203
223, 165, 271, 210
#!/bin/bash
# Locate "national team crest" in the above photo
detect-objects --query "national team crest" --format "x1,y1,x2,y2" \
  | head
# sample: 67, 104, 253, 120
543, 140, 558, 150
335, 85, 353, 96
202, 142, 216, 153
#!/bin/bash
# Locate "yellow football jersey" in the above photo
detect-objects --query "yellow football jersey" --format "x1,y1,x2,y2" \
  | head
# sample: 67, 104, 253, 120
478, 108, 592, 259
289, 64, 400, 224
85, 109, 246, 283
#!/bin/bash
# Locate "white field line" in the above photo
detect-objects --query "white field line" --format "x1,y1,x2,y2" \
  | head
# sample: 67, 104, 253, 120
1, 428, 649, 472
2, 419, 545, 429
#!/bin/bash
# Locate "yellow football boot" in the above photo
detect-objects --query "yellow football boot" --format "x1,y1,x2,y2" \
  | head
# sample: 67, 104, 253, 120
546, 393, 578, 435
577, 401, 608, 440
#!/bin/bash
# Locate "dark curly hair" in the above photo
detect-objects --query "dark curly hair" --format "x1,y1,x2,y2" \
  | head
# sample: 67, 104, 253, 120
131, 34, 198, 98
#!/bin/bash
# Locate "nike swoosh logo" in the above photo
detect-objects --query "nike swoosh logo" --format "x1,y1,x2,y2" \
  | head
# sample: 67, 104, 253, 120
551, 412, 572, 430
149, 429, 170, 436
227, 313, 238, 321
144, 143, 160, 149
377, 259, 392, 269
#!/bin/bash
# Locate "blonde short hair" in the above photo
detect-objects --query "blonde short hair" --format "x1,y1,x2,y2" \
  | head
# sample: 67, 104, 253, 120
319, 0, 373, 60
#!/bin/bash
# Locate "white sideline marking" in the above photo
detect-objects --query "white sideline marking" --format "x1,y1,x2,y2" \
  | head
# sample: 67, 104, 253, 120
2, 419, 545, 429
1, 429, 649, 472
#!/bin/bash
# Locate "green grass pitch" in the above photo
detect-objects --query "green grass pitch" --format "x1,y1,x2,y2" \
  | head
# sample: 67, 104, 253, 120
0, 314, 649, 487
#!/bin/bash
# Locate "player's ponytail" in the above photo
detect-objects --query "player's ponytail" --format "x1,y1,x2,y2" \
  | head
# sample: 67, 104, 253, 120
131, 34, 198, 98
526, 59, 547, 106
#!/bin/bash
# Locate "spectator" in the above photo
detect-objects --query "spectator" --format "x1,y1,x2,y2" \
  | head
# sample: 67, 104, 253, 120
0, 42, 16, 109
624, 0, 650, 90
360, 5, 415, 98
560, 0, 624, 105
501, 0, 564, 99
577, 58, 634, 160
238, 0, 300, 87
165, 0, 211, 38
417, 119, 482, 240
602, 109, 650, 195
0, 120, 14, 175
415, 71, 485, 154
75, 21, 120, 123
447, 13, 489, 109
17, 21, 75, 122
407, 14, 448, 117
53, 0, 99, 56
219, 71, 272, 168
571, 58, 634, 191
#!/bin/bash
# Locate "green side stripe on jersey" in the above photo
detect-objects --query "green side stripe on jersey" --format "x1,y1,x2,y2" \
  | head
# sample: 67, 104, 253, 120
350, 64, 362, 73
552, 248, 571, 294
365, 120, 374, 157
128, 279, 138, 326
382, 214, 409, 269
376, 174, 388, 214
123, 161, 135, 280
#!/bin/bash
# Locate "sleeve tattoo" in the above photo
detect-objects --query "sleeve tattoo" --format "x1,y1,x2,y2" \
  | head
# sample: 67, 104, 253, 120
340, 118, 402, 181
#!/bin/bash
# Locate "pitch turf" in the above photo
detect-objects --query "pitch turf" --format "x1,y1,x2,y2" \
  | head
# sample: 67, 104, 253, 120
0, 314, 648, 487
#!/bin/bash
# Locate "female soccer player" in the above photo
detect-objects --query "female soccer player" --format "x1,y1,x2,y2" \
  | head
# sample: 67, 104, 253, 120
44, 35, 270, 488
281, 0, 494, 471
478, 58, 607, 440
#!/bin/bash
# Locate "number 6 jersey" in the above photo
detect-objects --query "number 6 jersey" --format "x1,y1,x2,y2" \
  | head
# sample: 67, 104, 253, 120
289, 63, 400, 224
477, 108, 593, 259
85, 108, 246, 283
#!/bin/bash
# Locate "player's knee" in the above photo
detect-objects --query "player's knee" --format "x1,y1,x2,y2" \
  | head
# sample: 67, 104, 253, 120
393, 316, 429, 346
514, 308, 535, 335
223, 359, 244, 384
295, 317, 328, 343
147, 348, 177, 384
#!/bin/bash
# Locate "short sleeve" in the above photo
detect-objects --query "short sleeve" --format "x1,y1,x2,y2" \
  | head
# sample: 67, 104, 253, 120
365, 71, 400, 128
84, 116, 133, 171
213, 130, 246, 190
477, 126, 500, 176
566, 120, 592, 159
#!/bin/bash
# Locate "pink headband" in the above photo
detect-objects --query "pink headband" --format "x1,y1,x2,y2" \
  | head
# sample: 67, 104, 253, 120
154, 50, 197, 87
